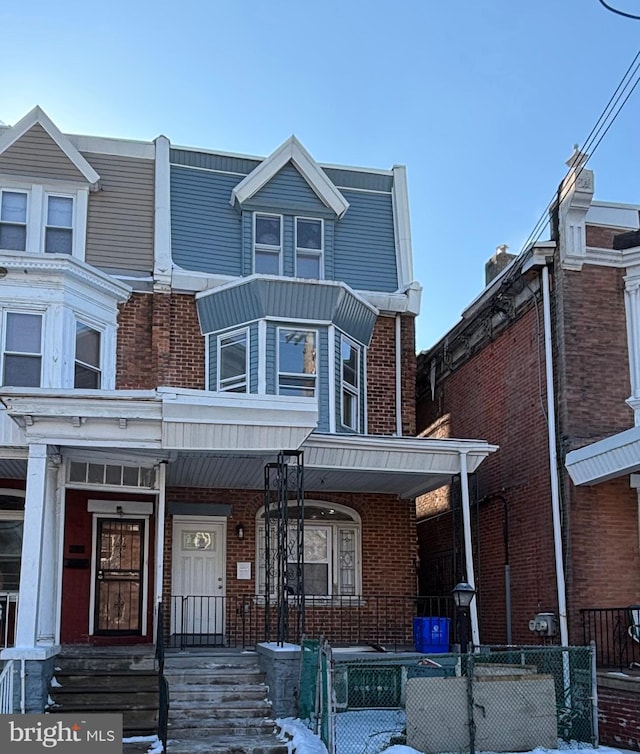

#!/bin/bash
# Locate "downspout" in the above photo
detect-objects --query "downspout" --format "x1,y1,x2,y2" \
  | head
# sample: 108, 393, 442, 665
541, 265, 569, 646
395, 314, 402, 435
459, 451, 480, 646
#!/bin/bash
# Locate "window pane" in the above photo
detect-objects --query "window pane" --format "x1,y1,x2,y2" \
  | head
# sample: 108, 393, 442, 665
343, 390, 356, 429
255, 215, 280, 246
1, 192, 27, 223
220, 337, 246, 381
0, 520, 23, 591
342, 341, 358, 387
6, 313, 42, 353
45, 227, 73, 254
297, 219, 321, 249
0, 224, 26, 251
75, 363, 100, 389
255, 249, 280, 275
296, 253, 321, 279
279, 375, 315, 397
76, 323, 101, 368
47, 196, 73, 227
279, 330, 316, 375
4, 355, 41, 387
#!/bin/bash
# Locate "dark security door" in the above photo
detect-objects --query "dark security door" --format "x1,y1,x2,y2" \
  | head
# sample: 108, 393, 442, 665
94, 518, 144, 634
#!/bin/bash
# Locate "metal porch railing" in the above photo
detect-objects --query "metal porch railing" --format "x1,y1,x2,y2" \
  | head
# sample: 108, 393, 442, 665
0, 592, 18, 649
0, 660, 14, 714
169, 594, 455, 650
581, 606, 640, 670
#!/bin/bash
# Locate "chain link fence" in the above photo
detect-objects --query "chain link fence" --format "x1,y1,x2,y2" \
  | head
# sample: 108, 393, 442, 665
299, 642, 597, 754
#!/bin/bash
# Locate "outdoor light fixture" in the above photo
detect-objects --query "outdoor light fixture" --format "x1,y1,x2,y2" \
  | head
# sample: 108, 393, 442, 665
236, 523, 245, 540
452, 581, 476, 654
452, 581, 476, 609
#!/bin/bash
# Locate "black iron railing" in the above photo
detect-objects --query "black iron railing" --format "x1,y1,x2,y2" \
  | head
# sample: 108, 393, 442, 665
581, 606, 640, 670
155, 602, 169, 752
169, 594, 455, 650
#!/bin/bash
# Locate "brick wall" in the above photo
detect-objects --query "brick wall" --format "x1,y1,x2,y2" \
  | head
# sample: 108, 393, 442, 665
597, 676, 640, 751
367, 314, 416, 436
117, 292, 205, 390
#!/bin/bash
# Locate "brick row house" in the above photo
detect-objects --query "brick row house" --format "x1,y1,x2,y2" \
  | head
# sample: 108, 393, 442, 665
0, 107, 495, 711
416, 151, 640, 748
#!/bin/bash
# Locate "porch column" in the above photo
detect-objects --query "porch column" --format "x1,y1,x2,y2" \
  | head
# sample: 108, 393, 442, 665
36, 453, 61, 646
459, 451, 480, 646
154, 461, 167, 642
1, 443, 59, 659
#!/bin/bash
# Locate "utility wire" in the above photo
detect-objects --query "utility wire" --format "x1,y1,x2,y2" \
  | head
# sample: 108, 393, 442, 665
598, 0, 640, 20
518, 42, 640, 254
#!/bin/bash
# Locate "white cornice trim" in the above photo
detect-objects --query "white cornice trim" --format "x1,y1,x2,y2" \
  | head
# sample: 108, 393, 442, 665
230, 136, 349, 218
0, 251, 131, 301
0, 107, 100, 188
67, 134, 155, 160
391, 165, 414, 289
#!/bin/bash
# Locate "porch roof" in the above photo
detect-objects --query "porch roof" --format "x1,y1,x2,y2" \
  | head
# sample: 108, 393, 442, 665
565, 425, 640, 485
0, 388, 497, 497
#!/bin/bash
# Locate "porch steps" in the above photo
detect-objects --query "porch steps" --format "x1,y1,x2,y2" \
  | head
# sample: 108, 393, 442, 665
161, 650, 287, 754
47, 646, 159, 737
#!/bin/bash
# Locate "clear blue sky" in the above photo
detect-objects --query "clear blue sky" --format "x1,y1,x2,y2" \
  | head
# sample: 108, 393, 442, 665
2, 0, 640, 351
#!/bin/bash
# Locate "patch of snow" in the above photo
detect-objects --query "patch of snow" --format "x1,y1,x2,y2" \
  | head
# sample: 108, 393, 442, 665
277, 718, 328, 754
50, 676, 62, 687
122, 734, 163, 754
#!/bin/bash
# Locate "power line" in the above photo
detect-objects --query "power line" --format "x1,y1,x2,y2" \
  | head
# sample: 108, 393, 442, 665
598, 0, 640, 20
518, 41, 640, 254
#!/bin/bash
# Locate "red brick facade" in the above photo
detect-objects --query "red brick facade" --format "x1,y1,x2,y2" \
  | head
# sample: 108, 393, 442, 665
416, 235, 640, 647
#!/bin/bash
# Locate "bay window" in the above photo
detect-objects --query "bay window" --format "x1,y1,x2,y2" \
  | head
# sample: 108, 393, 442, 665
218, 329, 248, 392
75, 321, 102, 388
341, 336, 360, 430
2, 312, 43, 387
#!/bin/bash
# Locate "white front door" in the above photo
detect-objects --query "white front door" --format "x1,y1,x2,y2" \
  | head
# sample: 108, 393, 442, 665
171, 518, 226, 640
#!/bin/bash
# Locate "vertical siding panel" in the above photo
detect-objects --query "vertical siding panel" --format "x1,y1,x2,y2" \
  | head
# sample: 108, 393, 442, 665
283, 216, 294, 277
317, 328, 329, 433
250, 322, 259, 393
208, 334, 217, 391
324, 220, 335, 280
242, 211, 253, 276
266, 324, 276, 394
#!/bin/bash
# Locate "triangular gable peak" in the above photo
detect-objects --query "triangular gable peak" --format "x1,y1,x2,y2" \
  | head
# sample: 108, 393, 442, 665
0, 106, 100, 189
230, 135, 349, 218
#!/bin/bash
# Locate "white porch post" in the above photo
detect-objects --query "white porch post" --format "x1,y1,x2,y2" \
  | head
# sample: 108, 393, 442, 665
36, 452, 60, 645
154, 462, 167, 642
1, 444, 60, 659
459, 450, 480, 646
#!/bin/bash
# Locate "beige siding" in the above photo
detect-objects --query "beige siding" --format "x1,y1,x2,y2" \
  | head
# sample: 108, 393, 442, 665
84, 152, 154, 272
0, 124, 86, 182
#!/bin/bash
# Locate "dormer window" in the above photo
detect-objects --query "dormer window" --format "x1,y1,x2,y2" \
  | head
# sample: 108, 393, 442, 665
0, 191, 27, 251
45, 195, 73, 254
296, 218, 323, 279
254, 214, 282, 275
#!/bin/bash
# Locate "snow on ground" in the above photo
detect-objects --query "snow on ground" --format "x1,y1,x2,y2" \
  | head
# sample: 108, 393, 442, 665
122, 734, 163, 754
276, 717, 634, 754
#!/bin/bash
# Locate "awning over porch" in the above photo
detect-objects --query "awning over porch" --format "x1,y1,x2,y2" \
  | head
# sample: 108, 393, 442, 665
565, 425, 640, 485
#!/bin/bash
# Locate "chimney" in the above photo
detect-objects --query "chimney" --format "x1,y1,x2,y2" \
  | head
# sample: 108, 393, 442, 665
485, 244, 516, 285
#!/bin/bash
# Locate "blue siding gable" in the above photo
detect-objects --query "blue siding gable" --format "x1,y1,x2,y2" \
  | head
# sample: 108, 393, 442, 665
246, 163, 332, 216
171, 166, 243, 275
333, 190, 398, 292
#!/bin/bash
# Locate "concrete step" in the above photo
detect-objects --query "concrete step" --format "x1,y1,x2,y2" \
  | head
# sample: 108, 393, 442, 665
54, 651, 156, 673
48, 706, 158, 737
51, 672, 158, 691
169, 701, 272, 720
164, 669, 265, 684
167, 719, 276, 737
169, 685, 268, 702
164, 733, 288, 753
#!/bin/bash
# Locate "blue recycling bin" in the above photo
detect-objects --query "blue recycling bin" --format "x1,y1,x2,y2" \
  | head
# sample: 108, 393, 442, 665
413, 616, 450, 653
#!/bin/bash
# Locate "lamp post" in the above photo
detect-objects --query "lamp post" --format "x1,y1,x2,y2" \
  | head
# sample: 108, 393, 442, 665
452, 581, 476, 653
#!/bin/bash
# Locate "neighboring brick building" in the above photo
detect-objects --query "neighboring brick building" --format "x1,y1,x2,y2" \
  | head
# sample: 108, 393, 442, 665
0, 107, 496, 711
416, 151, 640, 747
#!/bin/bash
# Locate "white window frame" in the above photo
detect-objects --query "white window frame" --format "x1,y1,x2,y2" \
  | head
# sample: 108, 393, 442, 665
277, 327, 318, 398
44, 193, 75, 255
295, 217, 324, 279
0, 490, 26, 597
1, 309, 44, 388
0, 179, 88, 260
253, 213, 283, 275
340, 336, 361, 431
0, 189, 29, 252
256, 500, 362, 598
216, 327, 250, 393
74, 318, 103, 389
